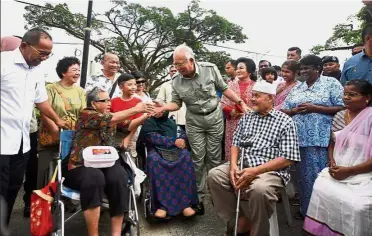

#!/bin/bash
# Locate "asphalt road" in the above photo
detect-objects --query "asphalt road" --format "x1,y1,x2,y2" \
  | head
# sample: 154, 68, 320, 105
7, 188, 305, 236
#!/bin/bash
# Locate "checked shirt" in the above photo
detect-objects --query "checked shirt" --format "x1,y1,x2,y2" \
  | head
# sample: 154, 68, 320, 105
232, 109, 301, 185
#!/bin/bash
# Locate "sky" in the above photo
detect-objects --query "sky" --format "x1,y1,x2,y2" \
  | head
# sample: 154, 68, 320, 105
1, 0, 365, 80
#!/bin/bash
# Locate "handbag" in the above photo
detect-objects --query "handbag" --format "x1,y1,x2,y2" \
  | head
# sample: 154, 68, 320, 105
156, 147, 180, 162
30, 167, 58, 236
39, 84, 75, 147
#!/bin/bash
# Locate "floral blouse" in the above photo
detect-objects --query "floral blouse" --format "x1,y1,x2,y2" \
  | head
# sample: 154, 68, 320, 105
68, 108, 116, 170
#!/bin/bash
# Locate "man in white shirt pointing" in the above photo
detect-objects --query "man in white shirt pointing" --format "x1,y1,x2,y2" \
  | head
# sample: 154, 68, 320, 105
0, 28, 67, 225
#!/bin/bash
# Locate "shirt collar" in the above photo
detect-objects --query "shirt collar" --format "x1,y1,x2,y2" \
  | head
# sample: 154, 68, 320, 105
360, 50, 372, 59
253, 108, 277, 117
194, 62, 200, 76
299, 76, 322, 90
13, 48, 30, 68
179, 62, 200, 80
96, 69, 120, 80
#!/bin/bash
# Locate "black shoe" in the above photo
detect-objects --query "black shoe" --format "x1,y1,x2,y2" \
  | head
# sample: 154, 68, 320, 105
23, 206, 30, 218
194, 202, 205, 215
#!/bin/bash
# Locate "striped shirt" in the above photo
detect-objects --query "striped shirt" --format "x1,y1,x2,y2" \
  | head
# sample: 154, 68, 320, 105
331, 110, 346, 133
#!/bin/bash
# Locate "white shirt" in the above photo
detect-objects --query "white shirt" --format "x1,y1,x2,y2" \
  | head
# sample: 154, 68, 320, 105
156, 80, 186, 125
1, 49, 48, 154
135, 92, 152, 103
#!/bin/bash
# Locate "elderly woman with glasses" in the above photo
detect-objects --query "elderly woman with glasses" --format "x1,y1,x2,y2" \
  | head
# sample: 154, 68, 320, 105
63, 87, 154, 236
281, 54, 344, 220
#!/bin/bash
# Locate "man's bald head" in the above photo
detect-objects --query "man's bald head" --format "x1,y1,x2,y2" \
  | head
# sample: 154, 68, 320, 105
101, 52, 120, 75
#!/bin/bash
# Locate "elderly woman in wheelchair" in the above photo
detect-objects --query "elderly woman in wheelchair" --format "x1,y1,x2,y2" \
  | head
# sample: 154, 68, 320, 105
139, 112, 198, 219
62, 87, 154, 236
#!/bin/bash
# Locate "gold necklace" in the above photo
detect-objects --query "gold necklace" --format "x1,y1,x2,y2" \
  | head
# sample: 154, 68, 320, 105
345, 110, 352, 125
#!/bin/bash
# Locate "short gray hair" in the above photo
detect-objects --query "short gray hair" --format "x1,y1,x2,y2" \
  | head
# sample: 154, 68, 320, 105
174, 43, 195, 60
86, 87, 105, 108
102, 52, 119, 61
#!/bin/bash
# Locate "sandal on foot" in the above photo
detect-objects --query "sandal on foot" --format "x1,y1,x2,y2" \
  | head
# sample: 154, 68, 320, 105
182, 207, 196, 217
154, 209, 167, 219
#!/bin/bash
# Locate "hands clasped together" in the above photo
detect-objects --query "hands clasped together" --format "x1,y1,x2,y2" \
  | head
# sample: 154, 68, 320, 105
229, 163, 258, 190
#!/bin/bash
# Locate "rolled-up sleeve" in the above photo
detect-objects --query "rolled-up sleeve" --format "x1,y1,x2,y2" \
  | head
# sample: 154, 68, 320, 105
34, 77, 48, 103
278, 121, 301, 162
329, 80, 344, 107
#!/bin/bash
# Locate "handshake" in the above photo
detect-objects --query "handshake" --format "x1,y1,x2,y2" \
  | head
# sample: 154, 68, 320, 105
134, 100, 167, 118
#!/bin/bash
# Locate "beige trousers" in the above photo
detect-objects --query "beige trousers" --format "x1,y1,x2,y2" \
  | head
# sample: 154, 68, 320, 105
207, 163, 284, 236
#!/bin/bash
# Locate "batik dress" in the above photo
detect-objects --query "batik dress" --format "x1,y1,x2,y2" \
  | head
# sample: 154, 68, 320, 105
282, 76, 344, 216
143, 132, 198, 216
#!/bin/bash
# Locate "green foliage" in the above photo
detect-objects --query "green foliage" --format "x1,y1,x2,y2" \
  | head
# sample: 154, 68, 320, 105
310, 6, 370, 53
24, 0, 247, 92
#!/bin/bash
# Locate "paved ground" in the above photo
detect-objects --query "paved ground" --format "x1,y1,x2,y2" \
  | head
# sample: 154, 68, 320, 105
7, 188, 305, 236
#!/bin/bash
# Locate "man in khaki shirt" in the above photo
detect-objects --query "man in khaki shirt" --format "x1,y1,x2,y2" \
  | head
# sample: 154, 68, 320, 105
155, 44, 249, 214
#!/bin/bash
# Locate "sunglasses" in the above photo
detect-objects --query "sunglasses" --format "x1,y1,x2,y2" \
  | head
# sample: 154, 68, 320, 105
136, 81, 146, 84
95, 99, 111, 103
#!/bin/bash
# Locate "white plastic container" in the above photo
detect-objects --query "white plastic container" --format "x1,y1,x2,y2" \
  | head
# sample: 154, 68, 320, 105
82, 146, 119, 168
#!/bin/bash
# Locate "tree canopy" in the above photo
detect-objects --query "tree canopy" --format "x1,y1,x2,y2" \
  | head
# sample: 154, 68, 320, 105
24, 0, 247, 92
311, 6, 372, 54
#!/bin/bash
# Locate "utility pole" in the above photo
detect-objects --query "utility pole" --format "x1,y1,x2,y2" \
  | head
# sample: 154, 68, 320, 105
80, 0, 93, 88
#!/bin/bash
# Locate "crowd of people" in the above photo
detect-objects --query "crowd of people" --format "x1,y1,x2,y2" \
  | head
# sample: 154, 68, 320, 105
0, 22, 371, 236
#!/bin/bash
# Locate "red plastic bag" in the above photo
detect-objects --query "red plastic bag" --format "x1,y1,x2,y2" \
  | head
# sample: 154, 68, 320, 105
30, 168, 58, 236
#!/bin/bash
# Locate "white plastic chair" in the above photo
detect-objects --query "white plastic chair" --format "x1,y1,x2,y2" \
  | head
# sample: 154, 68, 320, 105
269, 188, 293, 236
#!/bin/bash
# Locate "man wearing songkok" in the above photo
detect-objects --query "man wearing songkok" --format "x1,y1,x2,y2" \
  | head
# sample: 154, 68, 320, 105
208, 81, 301, 236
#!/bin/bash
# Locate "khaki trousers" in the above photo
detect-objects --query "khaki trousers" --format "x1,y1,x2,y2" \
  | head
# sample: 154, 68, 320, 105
207, 163, 284, 236
186, 108, 224, 201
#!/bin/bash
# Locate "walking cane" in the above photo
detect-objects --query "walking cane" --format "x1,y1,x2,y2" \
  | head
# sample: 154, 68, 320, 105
233, 157, 245, 236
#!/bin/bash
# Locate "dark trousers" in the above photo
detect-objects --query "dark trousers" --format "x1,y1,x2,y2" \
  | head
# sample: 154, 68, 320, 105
23, 132, 38, 206
63, 161, 129, 217
0, 141, 30, 224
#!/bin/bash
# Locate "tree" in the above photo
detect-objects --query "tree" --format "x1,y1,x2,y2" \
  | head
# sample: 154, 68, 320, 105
23, 0, 247, 92
311, 6, 372, 54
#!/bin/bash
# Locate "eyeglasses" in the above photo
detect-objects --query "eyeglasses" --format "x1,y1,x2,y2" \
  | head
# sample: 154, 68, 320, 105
29, 45, 53, 58
173, 60, 188, 68
95, 99, 111, 103
136, 81, 146, 84
259, 64, 269, 69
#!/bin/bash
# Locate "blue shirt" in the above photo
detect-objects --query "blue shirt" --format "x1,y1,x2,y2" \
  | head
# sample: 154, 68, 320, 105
282, 76, 344, 147
340, 50, 372, 86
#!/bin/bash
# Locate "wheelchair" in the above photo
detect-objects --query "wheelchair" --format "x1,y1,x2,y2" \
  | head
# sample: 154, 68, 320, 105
136, 126, 192, 223
46, 130, 141, 236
